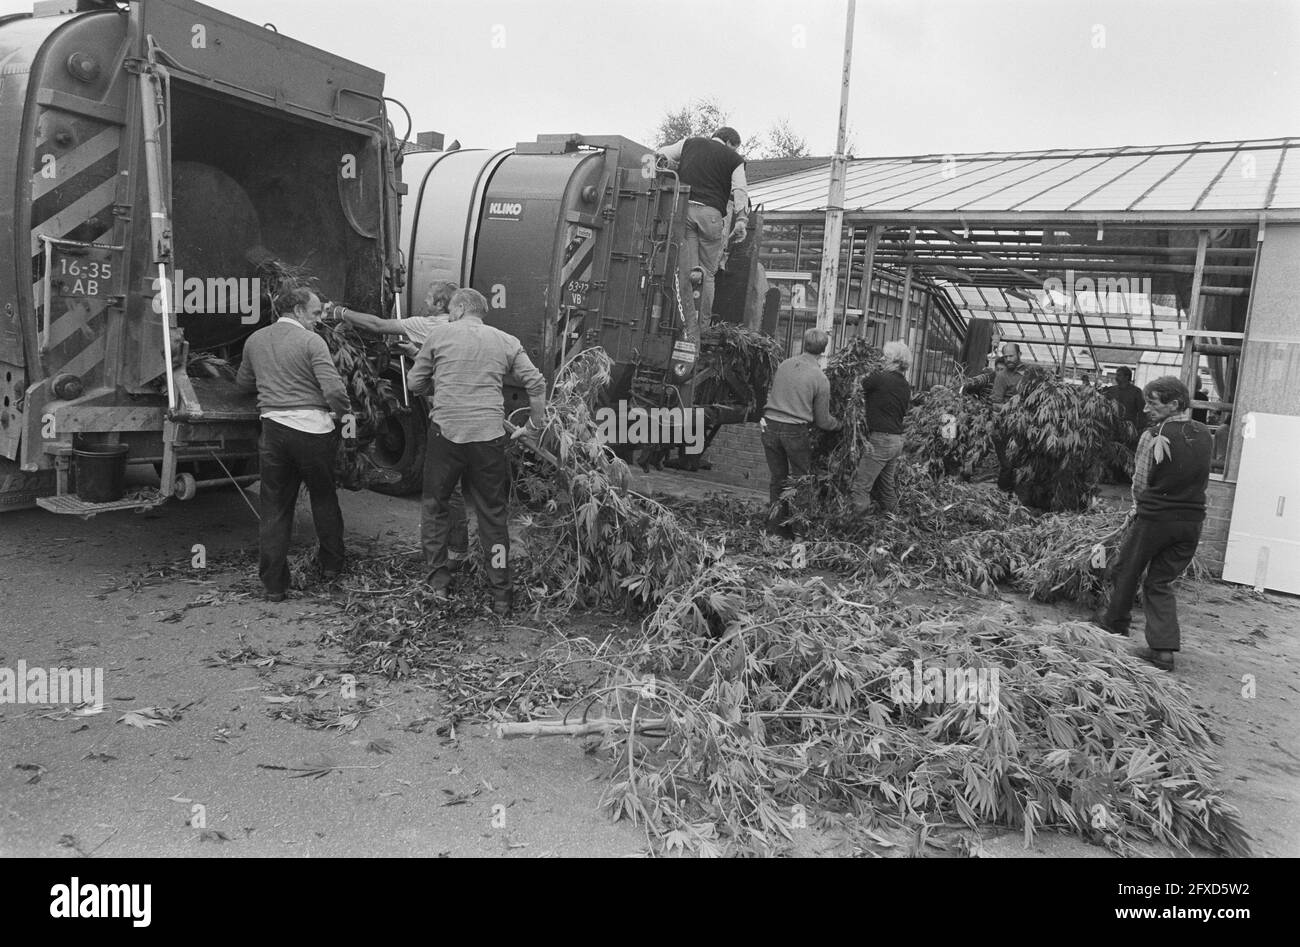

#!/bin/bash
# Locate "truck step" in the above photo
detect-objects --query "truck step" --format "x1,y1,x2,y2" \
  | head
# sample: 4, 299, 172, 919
36, 491, 164, 518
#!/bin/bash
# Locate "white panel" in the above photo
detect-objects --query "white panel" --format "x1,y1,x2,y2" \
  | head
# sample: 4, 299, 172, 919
1222, 413, 1300, 593
400, 149, 511, 315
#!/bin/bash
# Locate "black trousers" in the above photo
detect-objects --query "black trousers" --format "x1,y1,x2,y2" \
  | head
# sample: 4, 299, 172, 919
761, 420, 812, 535
422, 424, 512, 593
993, 435, 1016, 493
258, 420, 344, 594
1102, 517, 1202, 652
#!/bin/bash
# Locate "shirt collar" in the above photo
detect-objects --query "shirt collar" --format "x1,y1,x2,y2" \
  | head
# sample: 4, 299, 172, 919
277, 316, 308, 331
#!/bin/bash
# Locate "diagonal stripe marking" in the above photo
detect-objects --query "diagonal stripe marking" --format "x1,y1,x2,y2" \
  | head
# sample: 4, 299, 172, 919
561, 238, 596, 285
30, 176, 118, 257
31, 126, 120, 201
55, 336, 106, 380
47, 297, 109, 350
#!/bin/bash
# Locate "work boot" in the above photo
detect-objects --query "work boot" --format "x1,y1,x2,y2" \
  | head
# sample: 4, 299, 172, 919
427, 568, 452, 603
1130, 646, 1175, 671
1089, 612, 1127, 637
490, 591, 512, 618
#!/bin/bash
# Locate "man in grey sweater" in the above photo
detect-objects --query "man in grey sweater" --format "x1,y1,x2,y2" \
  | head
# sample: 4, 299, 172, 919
761, 328, 841, 539
236, 287, 353, 601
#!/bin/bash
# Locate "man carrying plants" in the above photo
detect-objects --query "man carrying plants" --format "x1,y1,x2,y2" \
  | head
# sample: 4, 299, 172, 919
761, 328, 842, 540
1094, 376, 1212, 671
852, 341, 912, 515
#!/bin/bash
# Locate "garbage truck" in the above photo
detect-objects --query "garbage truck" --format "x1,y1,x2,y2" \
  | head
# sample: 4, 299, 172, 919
368, 133, 763, 493
0, 0, 403, 513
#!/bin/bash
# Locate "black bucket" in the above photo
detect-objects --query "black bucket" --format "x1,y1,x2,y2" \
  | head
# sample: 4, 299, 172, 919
73, 443, 130, 503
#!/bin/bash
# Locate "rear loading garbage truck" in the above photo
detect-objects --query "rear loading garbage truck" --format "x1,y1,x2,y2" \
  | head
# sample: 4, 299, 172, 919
369, 133, 761, 492
0, 0, 402, 512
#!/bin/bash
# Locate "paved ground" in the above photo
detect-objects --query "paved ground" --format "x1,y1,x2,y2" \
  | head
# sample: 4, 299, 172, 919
1, 467, 1296, 857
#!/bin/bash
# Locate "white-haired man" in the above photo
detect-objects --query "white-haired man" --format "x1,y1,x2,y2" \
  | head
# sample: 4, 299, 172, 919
326, 280, 472, 561
853, 341, 913, 515
407, 288, 547, 616
761, 328, 841, 539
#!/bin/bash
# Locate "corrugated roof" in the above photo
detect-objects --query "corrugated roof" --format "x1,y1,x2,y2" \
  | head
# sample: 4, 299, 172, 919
749, 138, 1300, 218
745, 156, 831, 184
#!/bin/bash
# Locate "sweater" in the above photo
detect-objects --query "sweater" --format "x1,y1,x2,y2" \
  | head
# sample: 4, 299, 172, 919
861, 369, 911, 434
1135, 418, 1212, 522
764, 354, 840, 430
236, 319, 351, 417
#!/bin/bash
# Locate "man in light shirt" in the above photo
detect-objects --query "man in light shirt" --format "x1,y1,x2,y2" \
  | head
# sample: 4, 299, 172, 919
236, 287, 353, 602
407, 288, 547, 616
325, 281, 473, 563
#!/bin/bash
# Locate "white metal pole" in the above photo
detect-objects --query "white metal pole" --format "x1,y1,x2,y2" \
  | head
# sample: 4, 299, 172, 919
815, 0, 857, 366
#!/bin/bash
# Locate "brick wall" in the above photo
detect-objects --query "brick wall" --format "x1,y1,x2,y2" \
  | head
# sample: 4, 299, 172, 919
1199, 479, 1236, 577
703, 423, 770, 491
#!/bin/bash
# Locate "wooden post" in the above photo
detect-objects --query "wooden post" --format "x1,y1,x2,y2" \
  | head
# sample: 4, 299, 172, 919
900, 227, 917, 382
855, 225, 878, 339
838, 225, 856, 349
1181, 230, 1209, 394
915, 292, 933, 388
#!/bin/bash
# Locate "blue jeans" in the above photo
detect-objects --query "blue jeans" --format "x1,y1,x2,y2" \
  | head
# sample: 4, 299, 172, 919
853, 432, 904, 514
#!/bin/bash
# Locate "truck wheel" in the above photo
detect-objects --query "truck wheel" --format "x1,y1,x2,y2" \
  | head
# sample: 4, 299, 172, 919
368, 405, 426, 496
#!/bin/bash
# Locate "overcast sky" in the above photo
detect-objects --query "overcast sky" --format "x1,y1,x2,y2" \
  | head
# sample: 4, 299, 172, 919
2, 0, 1296, 156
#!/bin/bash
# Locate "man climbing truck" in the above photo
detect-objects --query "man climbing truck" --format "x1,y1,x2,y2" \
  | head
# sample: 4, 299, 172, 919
0, 0, 403, 514
655, 127, 750, 335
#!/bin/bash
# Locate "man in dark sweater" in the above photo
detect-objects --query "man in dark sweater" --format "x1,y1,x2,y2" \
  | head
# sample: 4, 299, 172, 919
656, 127, 749, 337
236, 287, 353, 602
761, 328, 841, 539
1095, 376, 1212, 671
853, 341, 912, 515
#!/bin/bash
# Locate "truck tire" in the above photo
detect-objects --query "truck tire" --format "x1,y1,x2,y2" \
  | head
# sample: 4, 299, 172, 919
368, 402, 427, 496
